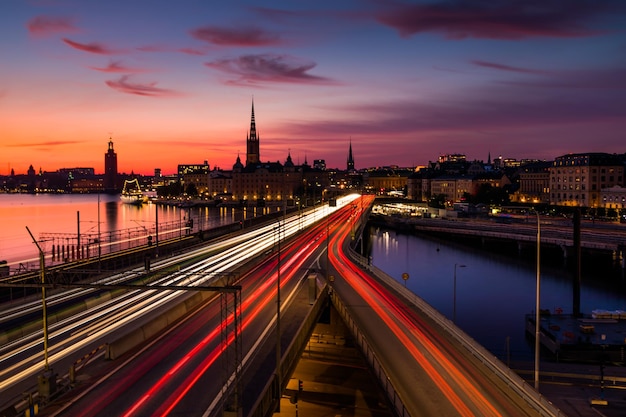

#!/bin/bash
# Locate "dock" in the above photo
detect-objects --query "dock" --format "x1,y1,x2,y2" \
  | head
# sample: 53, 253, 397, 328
526, 311, 626, 363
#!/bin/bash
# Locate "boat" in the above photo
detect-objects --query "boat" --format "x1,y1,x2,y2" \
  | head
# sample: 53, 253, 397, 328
121, 179, 147, 205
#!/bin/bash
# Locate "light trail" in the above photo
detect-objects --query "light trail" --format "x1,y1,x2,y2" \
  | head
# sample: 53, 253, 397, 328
0, 198, 344, 393
327, 195, 529, 416
120, 214, 330, 416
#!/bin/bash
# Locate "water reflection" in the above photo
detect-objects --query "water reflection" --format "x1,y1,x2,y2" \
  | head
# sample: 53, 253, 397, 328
367, 226, 626, 361
0, 194, 279, 267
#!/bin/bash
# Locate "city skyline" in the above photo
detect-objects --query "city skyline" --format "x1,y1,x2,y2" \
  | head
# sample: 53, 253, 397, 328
2, 1, 626, 175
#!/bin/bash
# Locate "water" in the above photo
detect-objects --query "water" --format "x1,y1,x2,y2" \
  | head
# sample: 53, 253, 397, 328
0, 194, 277, 268
367, 225, 626, 361
3, 194, 625, 361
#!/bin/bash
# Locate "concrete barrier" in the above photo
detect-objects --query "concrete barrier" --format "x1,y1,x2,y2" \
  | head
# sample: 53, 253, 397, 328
0, 289, 124, 345
105, 290, 218, 360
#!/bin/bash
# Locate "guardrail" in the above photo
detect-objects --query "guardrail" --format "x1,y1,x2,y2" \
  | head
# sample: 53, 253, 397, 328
329, 288, 410, 417
248, 278, 330, 417
347, 247, 566, 417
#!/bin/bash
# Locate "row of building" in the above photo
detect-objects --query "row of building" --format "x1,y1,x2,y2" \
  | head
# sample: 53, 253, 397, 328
406, 152, 626, 211
2, 101, 625, 213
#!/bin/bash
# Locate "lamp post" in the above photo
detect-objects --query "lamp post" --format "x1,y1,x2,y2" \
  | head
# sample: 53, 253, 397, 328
26, 227, 50, 371
274, 220, 282, 411
453, 263, 466, 323
534, 211, 541, 390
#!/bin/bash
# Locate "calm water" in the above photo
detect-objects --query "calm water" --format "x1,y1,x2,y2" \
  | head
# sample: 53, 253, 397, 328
4, 194, 625, 361
367, 225, 626, 361
0, 194, 276, 268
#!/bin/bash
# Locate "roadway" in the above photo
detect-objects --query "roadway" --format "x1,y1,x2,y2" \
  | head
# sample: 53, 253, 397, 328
0, 195, 359, 415
2, 194, 564, 417
328, 195, 559, 416
42, 219, 331, 416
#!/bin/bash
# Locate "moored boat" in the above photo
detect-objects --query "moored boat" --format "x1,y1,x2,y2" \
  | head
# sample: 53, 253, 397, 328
121, 179, 147, 205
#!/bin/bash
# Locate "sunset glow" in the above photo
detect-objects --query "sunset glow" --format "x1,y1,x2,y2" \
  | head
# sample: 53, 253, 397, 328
2, 1, 625, 175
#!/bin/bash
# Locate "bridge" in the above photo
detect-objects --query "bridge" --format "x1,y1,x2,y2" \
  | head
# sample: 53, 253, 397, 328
370, 212, 626, 269
1, 195, 566, 416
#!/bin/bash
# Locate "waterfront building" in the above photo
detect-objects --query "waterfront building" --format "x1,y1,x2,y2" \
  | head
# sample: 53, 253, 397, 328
205, 100, 327, 205
430, 175, 464, 205
104, 138, 118, 193
179, 161, 210, 195
365, 167, 411, 195
406, 169, 430, 202
550, 153, 625, 207
70, 178, 103, 193
601, 185, 626, 210
512, 161, 551, 204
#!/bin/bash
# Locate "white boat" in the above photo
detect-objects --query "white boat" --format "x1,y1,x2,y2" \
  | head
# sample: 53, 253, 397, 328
121, 179, 147, 205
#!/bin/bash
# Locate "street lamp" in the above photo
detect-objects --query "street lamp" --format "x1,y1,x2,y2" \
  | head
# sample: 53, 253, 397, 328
274, 221, 282, 411
453, 263, 466, 323
534, 211, 541, 390
26, 227, 49, 371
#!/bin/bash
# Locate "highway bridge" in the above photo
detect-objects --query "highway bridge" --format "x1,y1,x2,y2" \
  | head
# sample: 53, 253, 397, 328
369, 212, 626, 268
0, 195, 565, 417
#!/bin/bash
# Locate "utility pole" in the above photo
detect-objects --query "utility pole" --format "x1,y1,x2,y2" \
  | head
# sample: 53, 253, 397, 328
275, 221, 282, 411
26, 226, 56, 402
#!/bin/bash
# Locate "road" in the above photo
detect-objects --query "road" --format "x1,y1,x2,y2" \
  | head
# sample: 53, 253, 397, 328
330, 195, 557, 417
4, 194, 564, 417
0, 194, 360, 414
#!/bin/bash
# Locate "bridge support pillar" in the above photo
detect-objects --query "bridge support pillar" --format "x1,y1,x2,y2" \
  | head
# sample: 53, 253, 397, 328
617, 245, 625, 270
517, 241, 523, 256
560, 245, 568, 264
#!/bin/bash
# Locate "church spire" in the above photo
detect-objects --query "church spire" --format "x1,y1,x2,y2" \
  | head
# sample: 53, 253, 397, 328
249, 99, 257, 141
347, 137, 355, 171
246, 98, 260, 166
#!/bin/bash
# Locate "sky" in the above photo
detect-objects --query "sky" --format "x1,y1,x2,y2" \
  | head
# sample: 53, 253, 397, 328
1, 0, 625, 175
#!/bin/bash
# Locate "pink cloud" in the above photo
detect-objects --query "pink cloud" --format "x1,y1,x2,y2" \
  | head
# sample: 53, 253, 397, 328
27, 15, 79, 37
190, 26, 282, 46
471, 60, 550, 75
104, 76, 182, 97
205, 53, 337, 86
136, 44, 208, 56
376, 0, 617, 40
276, 72, 626, 139
62, 38, 123, 54
502, 68, 626, 90
5, 140, 79, 148
177, 47, 208, 56
89, 60, 148, 73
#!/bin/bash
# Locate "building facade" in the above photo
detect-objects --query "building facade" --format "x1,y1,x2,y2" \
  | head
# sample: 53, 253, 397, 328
513, 161, 551, 204
550, 153, 624, 207
104, 138, 118, 193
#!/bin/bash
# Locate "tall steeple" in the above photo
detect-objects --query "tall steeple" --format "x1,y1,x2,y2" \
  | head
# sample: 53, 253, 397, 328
104, 137, 118, 193
246, 98, 260, 166
347, 138, 355, 171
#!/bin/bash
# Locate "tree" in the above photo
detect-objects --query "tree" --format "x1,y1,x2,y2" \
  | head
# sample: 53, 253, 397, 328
474, 184, 510, 205
429, 194, 447, 209
185, 182, 198, 197
157, 181, 182, 197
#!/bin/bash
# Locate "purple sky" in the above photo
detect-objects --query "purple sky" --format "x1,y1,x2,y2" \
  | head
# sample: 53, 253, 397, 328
1, 0, 625, 174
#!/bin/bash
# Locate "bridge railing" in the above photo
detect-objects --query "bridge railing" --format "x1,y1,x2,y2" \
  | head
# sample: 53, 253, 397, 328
247, 277, 331, 417
347, 246, 566, 417
329, 288, 410, 417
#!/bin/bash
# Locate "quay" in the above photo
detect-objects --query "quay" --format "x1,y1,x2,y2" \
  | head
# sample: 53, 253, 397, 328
368, 211, 626, 270
527, 311, 626, 364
